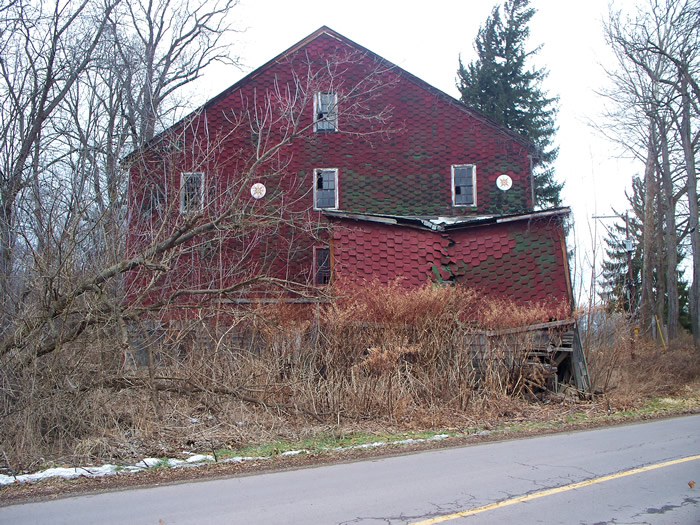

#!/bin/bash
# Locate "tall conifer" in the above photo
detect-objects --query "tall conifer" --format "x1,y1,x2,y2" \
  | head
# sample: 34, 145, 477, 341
457, 0, 562, 208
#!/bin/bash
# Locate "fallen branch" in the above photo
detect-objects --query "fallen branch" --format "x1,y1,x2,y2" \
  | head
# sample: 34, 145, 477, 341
103, 375, 326, 423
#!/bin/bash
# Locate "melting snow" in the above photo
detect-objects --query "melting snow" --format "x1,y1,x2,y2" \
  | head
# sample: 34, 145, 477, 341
0, 433, 452, 486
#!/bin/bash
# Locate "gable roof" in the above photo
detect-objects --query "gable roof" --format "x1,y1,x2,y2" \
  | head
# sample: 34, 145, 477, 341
141, 26, 536, 155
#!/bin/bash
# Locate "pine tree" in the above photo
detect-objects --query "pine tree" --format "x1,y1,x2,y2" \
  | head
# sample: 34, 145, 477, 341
600, 176, 691, 329
600, 213, 642, 314
457, 0, 562, 208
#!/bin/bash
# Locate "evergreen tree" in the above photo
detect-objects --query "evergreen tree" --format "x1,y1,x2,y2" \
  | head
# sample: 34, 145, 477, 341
601, 176, 691, 330
457, 0, 562, 208
600, 212, 643, 314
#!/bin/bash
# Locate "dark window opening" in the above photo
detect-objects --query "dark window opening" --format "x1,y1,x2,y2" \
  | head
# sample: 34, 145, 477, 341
315, 248, 331, 285
181, 172, 203, 213
141, 184, 165, 215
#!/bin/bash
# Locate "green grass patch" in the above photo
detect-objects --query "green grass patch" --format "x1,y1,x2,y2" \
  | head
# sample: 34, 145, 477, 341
214, 429, 457, 461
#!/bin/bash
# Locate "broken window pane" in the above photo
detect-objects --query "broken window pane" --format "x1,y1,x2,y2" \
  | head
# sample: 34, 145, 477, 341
315, 169, 337, 209
452, 165, 474, 206
315, 91, 337, 131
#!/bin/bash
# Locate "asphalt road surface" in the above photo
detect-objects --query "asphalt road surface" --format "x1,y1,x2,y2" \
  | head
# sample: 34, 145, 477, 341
2, 415, 699, 524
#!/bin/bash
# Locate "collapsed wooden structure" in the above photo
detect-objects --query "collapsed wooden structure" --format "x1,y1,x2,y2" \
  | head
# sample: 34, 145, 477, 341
470, 319, 590, 393
128, 314, 591, 394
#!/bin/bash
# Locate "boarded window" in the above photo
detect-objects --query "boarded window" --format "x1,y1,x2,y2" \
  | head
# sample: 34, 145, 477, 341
314, 168, 337, 209
315, 247, 331, 285
180, 172, 203, 213
452, 165, 475, 206
314, 91, 337, 131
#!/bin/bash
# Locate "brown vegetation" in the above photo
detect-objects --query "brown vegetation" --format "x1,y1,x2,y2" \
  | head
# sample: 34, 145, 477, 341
1, 284, 697, 475
583, 309, 700, 404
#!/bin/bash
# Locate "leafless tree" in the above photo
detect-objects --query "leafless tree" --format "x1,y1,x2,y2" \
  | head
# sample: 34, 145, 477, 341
0, 0, 245, 354
111, 0, 241, 146
0, 40, 398, 365
0, 0, 119, 321
600, 0, 699, 341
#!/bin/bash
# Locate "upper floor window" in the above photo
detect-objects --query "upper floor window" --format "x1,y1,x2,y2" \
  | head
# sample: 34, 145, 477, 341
180, 172, 204, 213
314, 168, 338, 210
452, 164, 476, 207
314, 91, 338, 132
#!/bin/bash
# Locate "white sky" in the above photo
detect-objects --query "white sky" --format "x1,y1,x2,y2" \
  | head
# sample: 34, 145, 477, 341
195, 0, 643, 301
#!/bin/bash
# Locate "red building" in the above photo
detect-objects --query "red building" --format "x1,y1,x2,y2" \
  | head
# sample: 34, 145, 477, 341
127, 26, 572, 310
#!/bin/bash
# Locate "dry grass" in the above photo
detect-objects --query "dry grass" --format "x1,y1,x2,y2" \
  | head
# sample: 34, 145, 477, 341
582, 311, 700, 410
1, 284, 698, 473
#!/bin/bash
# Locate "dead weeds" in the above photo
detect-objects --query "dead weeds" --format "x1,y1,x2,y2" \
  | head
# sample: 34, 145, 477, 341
2, 285, 700, 501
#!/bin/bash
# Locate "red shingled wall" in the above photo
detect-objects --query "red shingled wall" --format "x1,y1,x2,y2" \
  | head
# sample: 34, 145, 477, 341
331, 216, 572, 308
127, 29, 538, 304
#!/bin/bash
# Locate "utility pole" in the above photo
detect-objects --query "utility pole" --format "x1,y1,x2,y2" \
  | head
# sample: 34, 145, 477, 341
624, 211, 635, 315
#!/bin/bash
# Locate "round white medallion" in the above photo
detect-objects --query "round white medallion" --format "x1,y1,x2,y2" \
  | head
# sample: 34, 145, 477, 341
250, 182, 266, 199
496, 174, 513, 191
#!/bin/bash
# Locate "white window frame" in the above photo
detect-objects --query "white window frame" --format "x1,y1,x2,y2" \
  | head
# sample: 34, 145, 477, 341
451, 164, 477, 207
313, 91, 338, 132
180, 171, 204, 214
313, 168, 339, 210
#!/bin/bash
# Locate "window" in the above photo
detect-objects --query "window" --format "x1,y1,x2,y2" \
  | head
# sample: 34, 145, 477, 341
452, 164, 476, 206
314, 168, 338, 209
314, 247, 331, 285
180, 172, 204, 213
141, 183, 165, 215
314, 91, 338, 132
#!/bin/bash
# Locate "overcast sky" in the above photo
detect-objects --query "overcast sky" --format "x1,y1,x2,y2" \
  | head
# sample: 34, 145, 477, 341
196, 0, 642, 298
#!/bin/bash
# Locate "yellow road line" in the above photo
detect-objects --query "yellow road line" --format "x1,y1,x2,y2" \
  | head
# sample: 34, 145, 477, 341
411, 454, 700, 525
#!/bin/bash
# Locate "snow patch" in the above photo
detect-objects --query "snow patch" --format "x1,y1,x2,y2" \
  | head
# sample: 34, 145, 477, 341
281, 449, 306, 456
185, 454, 214, 463
0, 433, 452, 486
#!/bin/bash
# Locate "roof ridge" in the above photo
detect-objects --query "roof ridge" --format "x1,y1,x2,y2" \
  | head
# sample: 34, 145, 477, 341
132, 26, 535, 156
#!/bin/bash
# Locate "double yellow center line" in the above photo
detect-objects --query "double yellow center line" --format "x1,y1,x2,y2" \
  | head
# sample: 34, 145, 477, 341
411, 454, 700, 524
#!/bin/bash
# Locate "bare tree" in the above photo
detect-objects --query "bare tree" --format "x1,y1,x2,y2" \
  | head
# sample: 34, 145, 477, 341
0, 0, 119, 320
600, 0, 699, 341
0, 45, 398, 365
0, 0, 245, 356
111, 0, 241, 146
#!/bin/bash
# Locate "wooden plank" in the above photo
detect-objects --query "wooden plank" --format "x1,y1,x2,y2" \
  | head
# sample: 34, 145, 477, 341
474, 319, 576, 337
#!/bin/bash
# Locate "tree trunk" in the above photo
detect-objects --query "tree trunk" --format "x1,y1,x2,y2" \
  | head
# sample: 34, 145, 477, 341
679, 75, 700, 346
658, 120, 679, 339
640, 125, 658, 335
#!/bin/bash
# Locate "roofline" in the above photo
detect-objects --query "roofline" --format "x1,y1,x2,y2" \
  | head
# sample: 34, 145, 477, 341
127, 26, 536, 160
307, 28, 535, 150
323, 207, 571, 232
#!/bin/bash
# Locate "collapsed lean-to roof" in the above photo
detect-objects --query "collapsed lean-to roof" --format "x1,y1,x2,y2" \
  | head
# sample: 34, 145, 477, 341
324, 207, 571, 232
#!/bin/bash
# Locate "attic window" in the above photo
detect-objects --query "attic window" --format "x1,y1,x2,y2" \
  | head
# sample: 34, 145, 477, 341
452, 164, 476, 207
314, 246, 331, 285
314, 91, 338, 132
180, 172, 204, 213
314, 168, 338, 210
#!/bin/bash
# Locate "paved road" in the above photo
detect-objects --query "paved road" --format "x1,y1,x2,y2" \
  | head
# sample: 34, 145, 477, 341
1, 416, 699, 524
